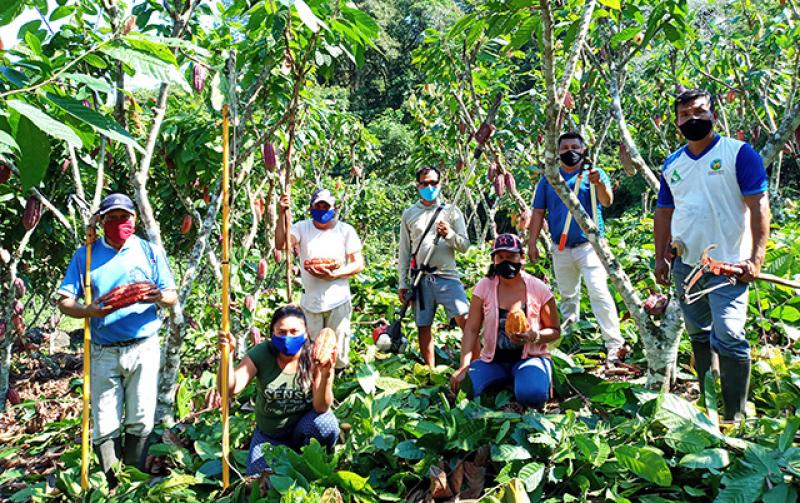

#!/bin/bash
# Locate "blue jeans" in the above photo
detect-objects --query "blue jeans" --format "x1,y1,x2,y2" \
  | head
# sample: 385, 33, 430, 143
414, 275, 470, 327
467, 356, 553, 408
246, 409, 339, 476
673, 259, 750, 360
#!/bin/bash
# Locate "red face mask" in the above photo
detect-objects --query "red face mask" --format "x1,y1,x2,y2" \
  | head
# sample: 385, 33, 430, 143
103, 218, 135, 244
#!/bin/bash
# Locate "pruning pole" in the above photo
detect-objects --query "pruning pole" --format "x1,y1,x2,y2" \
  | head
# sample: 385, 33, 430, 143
220, 105, 231, 489
80, 222, 96, 491
558, 170, 585, 251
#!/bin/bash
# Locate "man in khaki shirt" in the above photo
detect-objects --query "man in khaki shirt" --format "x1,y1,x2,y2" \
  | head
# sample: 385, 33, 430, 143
398, 167, 473, 366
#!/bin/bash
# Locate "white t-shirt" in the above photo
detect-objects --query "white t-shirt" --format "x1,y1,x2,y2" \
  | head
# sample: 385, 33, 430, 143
291, 219, 362, 313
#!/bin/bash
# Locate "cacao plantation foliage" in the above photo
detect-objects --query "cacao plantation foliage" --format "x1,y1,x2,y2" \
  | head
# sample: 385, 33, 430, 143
1, 0, 800, 501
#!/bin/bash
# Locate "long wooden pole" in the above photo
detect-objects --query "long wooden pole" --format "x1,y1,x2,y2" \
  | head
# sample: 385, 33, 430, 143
220, 105, 231, 489
80, 223, 96, 490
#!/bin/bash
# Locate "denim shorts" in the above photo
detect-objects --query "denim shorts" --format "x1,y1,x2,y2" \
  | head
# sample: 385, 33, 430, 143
413, 275, 470, 327
673, 259, 750, 360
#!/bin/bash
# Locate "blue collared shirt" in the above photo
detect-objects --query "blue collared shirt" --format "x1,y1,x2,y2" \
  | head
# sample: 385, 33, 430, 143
58, 236, 176, 345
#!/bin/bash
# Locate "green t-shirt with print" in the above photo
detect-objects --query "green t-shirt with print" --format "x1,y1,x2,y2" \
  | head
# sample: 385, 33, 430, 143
247, 342, 313, 434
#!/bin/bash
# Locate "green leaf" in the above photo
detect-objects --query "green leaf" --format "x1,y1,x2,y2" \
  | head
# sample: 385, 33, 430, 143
779, 417, 800, 452
491, 444, 532, 462
614, 445, 672, 487
611, 27, 642, 46
293, 0, 327, 33
655, 393, 723, 441
518, 462, 545, 492
762, 484, 797, 503
16, 116, 50, 190
598, 0, 621, 9
356, 363, 378, 394
0, 129, 19, 154
60, 73, 114, 94
770, 305, 800, 323
8, 100, 82, 148
45, 94, 143, 152
394, 440, 425, 460
375, 376, 416, 393
100, 45, 188, 91
679, 448, 731, 470
330, 470, 372, 494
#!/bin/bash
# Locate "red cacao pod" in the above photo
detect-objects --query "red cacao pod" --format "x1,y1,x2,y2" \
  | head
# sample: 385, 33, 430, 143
644, 293, 669, 316
653, 115, 662, 128
22, 197, 42, 230
563, 91, 575, 110
475, 123, 496, 145
0, 164, 10, 183
180, 214, 192, 235
487, 162, 498, 182
249, 326, 262, 345
12, 314, 24, 334
257, 259, 268, 280
12, 300, 23, 316
192, 64, 207, 93
203, 186, 210, 204
244, 295, 256, 311
13, 277, 26, 298
6, 387, 20, 405
273, 249, 282, 263
494, 175, 505, 197
504, 172, 516, 193
262, 142, 277, 171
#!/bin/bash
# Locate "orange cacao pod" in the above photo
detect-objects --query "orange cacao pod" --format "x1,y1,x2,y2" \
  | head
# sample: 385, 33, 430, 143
505, 309, 530, 335
180, 214, 192, 235
313, 327, 337, 365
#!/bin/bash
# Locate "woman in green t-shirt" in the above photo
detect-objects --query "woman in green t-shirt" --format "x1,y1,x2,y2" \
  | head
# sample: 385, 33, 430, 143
218, 305, 338, 475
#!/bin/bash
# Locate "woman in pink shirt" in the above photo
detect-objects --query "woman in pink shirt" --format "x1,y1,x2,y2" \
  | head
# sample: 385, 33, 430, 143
450, 234, 560, 408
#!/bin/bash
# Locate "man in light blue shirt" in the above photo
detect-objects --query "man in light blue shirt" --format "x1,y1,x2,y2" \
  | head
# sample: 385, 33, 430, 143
58, 193, 177, 484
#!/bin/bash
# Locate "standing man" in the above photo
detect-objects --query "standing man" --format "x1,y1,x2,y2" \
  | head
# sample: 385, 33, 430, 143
398, 166, 474, 367
57, 193, 177, 483
654, 89, 769, 421
276, 188, 364, 369
528, 132, 626, 364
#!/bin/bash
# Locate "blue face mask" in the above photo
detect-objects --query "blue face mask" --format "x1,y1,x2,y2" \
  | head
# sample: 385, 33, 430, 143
310, 208, 335, 224
418, 186, 440, 202
271, 333, 306, 356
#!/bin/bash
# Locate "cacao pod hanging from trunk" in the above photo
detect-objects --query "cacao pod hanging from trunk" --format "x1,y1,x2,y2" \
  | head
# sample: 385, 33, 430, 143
12, 314, 24, 334
192, 64, 207, 93
22, 197, 42, 230
262, 142, 277, 171
0, 164, 11, 183
12, 300, 23, 316
244, 295, 256, 311
563, 91, 575, 110
474, 123, 496, 145
13, 277, 26, 298
273, 249, 282, 263
180, 214, 193, 235
494, 174, 506, 197
504, 172, 516, 193
257, 259, 268, 280
487, 162, 498, 182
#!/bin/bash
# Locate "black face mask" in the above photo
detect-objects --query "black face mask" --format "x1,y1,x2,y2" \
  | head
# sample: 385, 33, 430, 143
559, 149, 583, 167
678, 118, 713, 141
496, 260, 522, 279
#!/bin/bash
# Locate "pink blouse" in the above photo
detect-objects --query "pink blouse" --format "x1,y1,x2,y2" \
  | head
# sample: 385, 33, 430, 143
472, 271, 555, 363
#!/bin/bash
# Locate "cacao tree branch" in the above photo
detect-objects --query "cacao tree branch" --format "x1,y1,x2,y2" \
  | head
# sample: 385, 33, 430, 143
555, 0, 596, 106
759, 99, 800, 169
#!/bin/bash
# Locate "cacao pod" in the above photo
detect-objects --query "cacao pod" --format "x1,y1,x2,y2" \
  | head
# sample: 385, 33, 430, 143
536, 132, 544, 145
653, 115, 662, 128
456, 159, 465, 172
643, 293, 669, 316
726, 90, 736, 103
97, 282, 153, 311
304, 257, 341, 271
0, 164, 10, 183
12, 314, 24, 334
273, 249, 282, 263
494, 175, 505, 197
12, 300, 23, 316
563, 91, 575, 110
505, 309, 530, 335
254, 197, 265, 221
313, 327, 337, 366
736, 130, 745, 141
620, 143, 635, 176
192, 64, 207, 93
244, 295, 256, 311
180, 214, 192, 235
487, 162, 498, 182
474, 123, 496, 145
13, 277, 26, 298
518, 209, 531, 230
60, 158, 70, 174
504, 172, 516, 193
6, 387, 21, 406
22, 197, 42, 230
122, 15, 136, 35
752, 125, 761, 141
0, 321, 5, 338
257, 259, 268, 280
262, 142, 277, 171
203, 186, 210, 204
249, 326, 262, 346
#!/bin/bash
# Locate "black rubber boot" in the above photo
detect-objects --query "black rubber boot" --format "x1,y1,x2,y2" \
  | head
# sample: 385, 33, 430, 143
718, 356, 751, 421
94, 437, 122, 488
123, 433, 150, 470
691, 340, 718, 398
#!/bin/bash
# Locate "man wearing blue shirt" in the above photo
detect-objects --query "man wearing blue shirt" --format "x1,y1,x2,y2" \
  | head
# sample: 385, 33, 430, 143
58, 193, 177, 483
654, 89, 770, 421
528, 132, 625, 364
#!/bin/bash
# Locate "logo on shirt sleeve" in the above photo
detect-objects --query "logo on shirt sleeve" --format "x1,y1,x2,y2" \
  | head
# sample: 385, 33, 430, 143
708, 158, 724, 175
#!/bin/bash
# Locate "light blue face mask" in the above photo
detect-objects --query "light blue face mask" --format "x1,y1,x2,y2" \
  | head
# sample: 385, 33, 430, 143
418, 186, 440, 202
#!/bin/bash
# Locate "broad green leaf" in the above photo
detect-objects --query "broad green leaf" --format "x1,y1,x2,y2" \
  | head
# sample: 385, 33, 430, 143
330, 470, 372, 493
491, 444, 532, 462
614, 445, 672, 487
0, 0, 24, 27
716, 468, 764, 503
394, 440, 425, 460
61, 73, 114, 94
679, 448, 731, 470
375, 376, 416, 393
293, 0, 327, 33
8, 100, 82, 148
598, 0, 621, 10
770, 305, 800, 323
46, 94, 143, 152
779, 417, 800, 452
655, 393, 723, 441
100, 45, 188, 91
16, 116, 50, 190
0, 129, 19, 154
762, 483, 797, 503
611, 27, 642, 46
518, 462, 545, 492
356, 363, 378, 394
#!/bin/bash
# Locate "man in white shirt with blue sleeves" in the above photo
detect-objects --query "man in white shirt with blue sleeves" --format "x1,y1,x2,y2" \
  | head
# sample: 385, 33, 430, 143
654, 89, 770, 421
57, 193, 177, 483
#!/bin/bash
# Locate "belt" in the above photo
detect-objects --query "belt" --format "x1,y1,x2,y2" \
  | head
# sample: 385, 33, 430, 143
100, 336, 148, 348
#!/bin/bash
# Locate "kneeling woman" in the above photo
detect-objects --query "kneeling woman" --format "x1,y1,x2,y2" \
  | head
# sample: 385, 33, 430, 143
451, 234, 560, 408
218, 305, 339, 476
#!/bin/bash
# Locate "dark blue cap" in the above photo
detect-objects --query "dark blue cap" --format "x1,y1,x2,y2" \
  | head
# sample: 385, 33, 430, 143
98, 193, 136, 215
